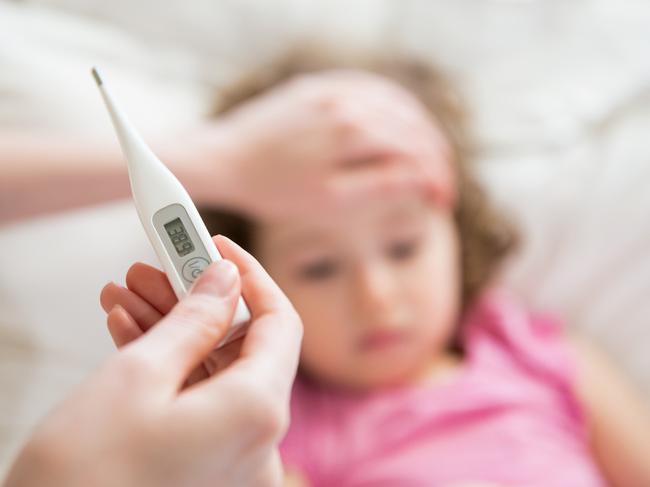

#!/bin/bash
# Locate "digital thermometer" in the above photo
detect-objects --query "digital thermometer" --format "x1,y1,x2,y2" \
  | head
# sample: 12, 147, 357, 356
92, 67, 251, 348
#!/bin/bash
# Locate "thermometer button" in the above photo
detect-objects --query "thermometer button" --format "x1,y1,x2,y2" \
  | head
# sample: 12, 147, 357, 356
182, 257, 210, 283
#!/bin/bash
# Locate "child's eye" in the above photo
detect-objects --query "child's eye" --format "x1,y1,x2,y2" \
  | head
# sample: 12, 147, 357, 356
297, 259, 339, 281
387, 238, 420, 261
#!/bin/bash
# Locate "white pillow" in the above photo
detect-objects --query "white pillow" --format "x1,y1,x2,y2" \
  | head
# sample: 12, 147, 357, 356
0, 2, 209, 135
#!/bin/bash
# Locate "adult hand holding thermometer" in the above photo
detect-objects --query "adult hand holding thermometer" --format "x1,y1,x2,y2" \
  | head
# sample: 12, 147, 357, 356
91, 67, 250, 348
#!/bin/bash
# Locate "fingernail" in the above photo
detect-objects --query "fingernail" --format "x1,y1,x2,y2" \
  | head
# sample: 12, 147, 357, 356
191, 259, 238, 297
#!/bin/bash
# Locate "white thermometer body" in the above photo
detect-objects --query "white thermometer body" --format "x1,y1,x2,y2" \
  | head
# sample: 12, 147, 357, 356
92, 67, 250, 347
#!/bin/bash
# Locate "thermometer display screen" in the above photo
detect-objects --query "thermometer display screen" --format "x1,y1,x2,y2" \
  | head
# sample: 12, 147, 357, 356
164, 218, 195, 257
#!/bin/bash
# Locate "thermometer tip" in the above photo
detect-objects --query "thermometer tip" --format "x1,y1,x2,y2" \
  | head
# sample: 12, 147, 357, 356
91, 67, 103, 87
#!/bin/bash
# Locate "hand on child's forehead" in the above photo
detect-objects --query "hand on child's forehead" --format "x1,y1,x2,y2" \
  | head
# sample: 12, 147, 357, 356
223, 65, 457, 222
287, 69, 454, 189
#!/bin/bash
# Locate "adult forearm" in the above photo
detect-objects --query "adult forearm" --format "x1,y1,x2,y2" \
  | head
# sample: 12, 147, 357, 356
0, 126, 240, 224
0, 131, 130, 222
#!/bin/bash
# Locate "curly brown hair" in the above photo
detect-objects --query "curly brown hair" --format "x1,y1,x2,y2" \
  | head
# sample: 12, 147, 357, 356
199, 47, 518, 311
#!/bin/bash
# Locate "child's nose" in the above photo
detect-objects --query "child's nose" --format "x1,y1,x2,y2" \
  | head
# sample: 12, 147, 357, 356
352, 262, 402, 324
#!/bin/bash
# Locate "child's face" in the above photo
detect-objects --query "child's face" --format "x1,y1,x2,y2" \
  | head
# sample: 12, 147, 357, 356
255, 194, 461, 390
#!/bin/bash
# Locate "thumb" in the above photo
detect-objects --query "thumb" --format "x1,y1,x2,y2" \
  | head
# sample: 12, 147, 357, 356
126, 259, 240, 390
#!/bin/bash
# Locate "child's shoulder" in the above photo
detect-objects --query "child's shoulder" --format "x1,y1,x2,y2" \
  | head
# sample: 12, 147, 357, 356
462, 289, 577, 393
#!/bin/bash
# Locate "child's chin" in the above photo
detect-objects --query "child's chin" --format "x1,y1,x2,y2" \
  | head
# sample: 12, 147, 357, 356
301, 356, 426, 392
343, 362, 425, 391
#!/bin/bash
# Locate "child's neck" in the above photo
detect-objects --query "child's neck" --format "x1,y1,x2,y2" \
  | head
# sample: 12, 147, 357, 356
410, 350, 463, 387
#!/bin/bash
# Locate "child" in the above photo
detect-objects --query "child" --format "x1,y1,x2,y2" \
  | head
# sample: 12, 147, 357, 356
100, 50, 650, 486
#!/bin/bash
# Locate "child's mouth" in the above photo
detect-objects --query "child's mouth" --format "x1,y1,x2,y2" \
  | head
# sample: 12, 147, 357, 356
358, 329, 408, 352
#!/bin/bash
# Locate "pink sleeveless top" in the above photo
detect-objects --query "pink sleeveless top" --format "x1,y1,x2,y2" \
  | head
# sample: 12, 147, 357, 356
279, 292, 606, 486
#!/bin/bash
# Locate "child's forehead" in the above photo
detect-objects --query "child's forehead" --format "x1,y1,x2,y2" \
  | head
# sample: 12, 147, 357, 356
257, 195, 435, 251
